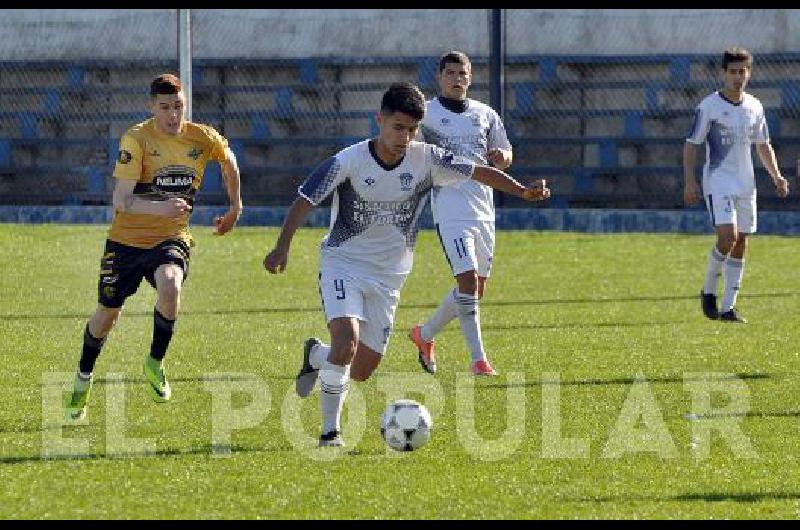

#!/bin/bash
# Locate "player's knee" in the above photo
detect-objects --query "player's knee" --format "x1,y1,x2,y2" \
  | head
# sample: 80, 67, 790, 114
456, 271, 479, 295
158, 279, 182, 303
329, 340, 358, 365
718, 236, 736, 254
93, 306, 121, 335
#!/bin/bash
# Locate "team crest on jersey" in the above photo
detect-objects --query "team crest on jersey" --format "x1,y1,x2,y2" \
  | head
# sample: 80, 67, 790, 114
118, 150, 132, 164
470, 115, 482, 128
440, 117, 451, 125
398, 173, 413, 191
364, 177, 376, 187
187, 147, 204, 160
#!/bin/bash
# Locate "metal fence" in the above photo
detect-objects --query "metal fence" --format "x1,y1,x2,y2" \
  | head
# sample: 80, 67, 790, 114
1, 9, 799, 209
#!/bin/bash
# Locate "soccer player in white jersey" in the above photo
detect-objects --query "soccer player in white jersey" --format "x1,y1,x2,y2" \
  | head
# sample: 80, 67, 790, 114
263, 82, 549, 447
684, 47, 789, 323
408, 51, 513, 377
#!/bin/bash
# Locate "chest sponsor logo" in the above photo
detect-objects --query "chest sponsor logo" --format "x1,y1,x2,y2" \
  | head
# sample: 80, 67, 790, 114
153, 166, 196, 194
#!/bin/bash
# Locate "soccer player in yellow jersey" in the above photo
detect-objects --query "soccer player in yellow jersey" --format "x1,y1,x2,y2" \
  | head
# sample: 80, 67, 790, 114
66, 74, 243, 420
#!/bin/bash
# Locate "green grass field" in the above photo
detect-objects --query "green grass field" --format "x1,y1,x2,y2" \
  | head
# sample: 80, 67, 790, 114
1, 223, 798, 519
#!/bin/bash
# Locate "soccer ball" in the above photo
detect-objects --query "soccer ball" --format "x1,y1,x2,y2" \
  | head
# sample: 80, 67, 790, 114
380, 399, 432, 451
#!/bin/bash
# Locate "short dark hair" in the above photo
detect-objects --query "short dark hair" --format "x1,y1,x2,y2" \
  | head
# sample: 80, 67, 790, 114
722, 47, 753, 70
380, 82, 426, 121
438, 51, 471, 73
150, 74, 182, 97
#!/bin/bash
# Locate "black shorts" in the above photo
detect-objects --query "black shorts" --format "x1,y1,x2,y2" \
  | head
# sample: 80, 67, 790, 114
97, 239, 191, 308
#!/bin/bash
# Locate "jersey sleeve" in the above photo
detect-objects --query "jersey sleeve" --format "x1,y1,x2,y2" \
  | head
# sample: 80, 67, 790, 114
113, 133, 143, 181
753, 107, 770, 144
298, 155, 347, 206
206, 126, 229, 162
488, 110, 512, 151
686, 101, 712, 145
428, 144, 475, 186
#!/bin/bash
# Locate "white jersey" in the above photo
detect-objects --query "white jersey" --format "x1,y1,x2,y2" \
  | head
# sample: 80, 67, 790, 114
421, 97, 511, 223
298, 140, 476, 287
686, 91, 769, 196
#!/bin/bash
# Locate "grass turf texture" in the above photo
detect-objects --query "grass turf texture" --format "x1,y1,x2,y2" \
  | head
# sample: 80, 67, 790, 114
0, 224, 798, 518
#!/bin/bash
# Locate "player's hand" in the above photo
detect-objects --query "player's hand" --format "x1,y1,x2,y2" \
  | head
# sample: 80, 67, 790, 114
162, 197, 192, 218
213, 206, 242, 235
522, 179, 550, 201
487, 148, 511, 169
774, 175, 789, 198
263, 247, 288, 274
684, 180, 700, 205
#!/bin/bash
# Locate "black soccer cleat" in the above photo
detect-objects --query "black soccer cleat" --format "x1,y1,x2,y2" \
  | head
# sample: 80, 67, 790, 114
318, 430, 344, 447
296, 337, 322, 398
700, 290, 719, 320
719, 308, 747, 324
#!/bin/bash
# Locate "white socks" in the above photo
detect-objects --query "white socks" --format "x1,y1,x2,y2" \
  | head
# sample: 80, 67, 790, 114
455, 291, 486, 363
720, 257, 745, 313
703, 246, 727, 295
319, 361, 349, 435
421, 288, 459, 342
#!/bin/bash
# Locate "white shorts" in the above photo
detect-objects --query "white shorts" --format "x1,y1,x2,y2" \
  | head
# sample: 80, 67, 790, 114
319, 258, 401, 355
435, 220, 495, 277
704, 190, 757, 234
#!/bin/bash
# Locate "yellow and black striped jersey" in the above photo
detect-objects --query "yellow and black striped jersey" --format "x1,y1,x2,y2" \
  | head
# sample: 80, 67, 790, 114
108, 118, 228, 248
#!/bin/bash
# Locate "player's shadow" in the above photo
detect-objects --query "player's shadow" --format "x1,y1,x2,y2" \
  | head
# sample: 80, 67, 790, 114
482, 372, 774, 388
575, 491, 800, 503
481, 320, 689, 331
4, 291, 797, 321
684, 410, 800, 420
38, 373, 284, 387
0, 443, 290, 465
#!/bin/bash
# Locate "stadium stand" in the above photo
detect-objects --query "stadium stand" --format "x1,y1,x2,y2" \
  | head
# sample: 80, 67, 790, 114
1, 54, 799, 208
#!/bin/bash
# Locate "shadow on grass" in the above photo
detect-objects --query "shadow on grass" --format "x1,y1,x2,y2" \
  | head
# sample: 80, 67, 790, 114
0, 443, 291, 465
685, 410, 800, 420
481, 320, 691, 331
39, 373, 293, 387
576, 491, 800, 503
483, 372, 773, 388
4, 291, 797, 321
1, 443, 387, 465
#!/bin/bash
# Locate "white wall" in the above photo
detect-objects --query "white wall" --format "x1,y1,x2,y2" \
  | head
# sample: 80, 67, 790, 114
0, 9, 797, 60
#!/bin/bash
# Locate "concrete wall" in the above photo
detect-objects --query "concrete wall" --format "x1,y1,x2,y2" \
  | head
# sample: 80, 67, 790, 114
506, 9, 800, 54
1, 9, 798, 61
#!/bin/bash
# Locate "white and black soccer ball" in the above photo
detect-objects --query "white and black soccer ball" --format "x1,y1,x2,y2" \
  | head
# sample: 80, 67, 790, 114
380, 399, 432, 451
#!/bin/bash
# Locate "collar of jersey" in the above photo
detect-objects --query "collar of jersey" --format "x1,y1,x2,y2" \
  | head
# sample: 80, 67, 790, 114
368, 139, 405, 171
438, 96, 469, 114
717, 90, 744, 107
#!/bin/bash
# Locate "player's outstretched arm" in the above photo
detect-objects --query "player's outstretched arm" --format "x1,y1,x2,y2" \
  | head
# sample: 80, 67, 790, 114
214, 147, 244, 235
756, 143, 789, 198
112, 178, 191, 217
471, 165, 550, 201
263, 196, 315, 274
